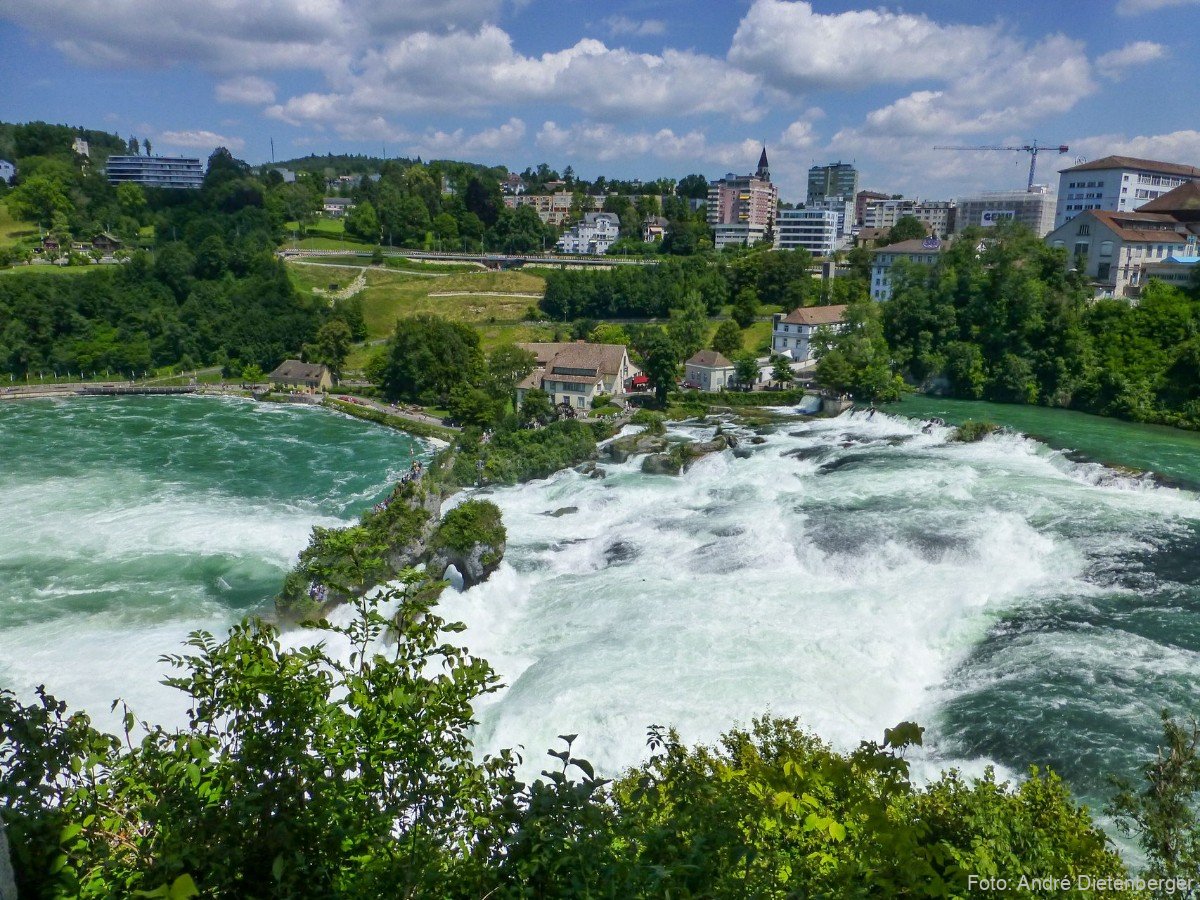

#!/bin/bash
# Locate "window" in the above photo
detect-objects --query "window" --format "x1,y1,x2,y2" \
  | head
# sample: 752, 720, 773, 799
1098, 262, 1111, 280
1074, 242, 1089, 258
1077, 224, 1090, 236
1100, 241, 1113, 257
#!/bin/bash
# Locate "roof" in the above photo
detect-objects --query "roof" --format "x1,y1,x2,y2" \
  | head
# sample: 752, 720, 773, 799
686, 349, 735, 369
876, 238, 943, 254
542, 372, 603, 385
780, 304, 848, 327
517, 342, 628, 379
1138, 181, 1200, 214
1088, 209, 1192, 243
1062, 155, 1200, 178
268, 360, 329, 381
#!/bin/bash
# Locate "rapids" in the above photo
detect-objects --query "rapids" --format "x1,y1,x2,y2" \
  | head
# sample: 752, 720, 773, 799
3, 395, 1199, 815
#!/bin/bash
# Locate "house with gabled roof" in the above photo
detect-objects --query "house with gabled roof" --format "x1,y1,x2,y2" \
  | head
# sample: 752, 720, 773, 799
268, 360, 333, 393
515, 341, 638, 411
1045, 181, 1200, 298
770, 305, 848, 362
684, 349, 737, 392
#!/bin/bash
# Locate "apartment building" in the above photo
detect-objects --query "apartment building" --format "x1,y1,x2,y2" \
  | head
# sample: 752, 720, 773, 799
776, 208, 840, 256
707, 149, 778, 249
807, 162, 858, 204
105, 155, 204, 189
1054, 155, 1200, 229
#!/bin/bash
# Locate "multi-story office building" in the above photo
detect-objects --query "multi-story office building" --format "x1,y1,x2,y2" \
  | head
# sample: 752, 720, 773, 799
803, 197, 854, 237
913, 201, 955, 238
855, 190, 889, 226
863, 198, 917, 230
776, 208, 840, 256
955, 187, 1057, 237
105, 155, 204, 190
807, 161, 859, 204
707, 149, 778, 250
1054, 155, 1200, 229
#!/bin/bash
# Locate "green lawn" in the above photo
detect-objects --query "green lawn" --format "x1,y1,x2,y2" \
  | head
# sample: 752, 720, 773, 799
0, 264, 93, 277
0, 202, 38, 249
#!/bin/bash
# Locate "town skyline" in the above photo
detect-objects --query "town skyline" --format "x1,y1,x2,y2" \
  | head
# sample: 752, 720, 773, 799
4, 0, 1200, 200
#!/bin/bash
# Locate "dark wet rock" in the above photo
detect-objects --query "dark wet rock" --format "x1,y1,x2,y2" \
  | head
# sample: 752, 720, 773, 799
604, 431, 669, 463
589, 467, 607, 479
750, 436, 767, 445
543, 506, 579, 517
604, 540, 639, 565
712, 524, 746, 538
642, 452, 682, 476
783, 445, 827, 461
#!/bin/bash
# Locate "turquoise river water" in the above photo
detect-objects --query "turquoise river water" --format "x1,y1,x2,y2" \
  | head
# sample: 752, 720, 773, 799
3, 394, 1200, 820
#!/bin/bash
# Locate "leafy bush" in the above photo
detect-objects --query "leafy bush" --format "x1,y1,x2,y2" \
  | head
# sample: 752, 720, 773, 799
430, 500, 505, 554
953, 419, 1001, 442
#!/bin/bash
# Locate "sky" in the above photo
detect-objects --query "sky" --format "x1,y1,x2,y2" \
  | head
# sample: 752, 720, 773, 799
3, 0, 1200, 201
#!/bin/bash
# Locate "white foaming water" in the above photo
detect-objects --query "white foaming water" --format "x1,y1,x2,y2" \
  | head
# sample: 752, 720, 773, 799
437, 412, 1200, 780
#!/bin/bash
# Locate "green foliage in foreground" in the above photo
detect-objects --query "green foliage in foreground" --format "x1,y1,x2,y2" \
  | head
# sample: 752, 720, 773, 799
1, 579, 1135, 898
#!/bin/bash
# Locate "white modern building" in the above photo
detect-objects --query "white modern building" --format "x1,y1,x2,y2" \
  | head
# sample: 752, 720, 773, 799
0, 160, 14, 184
804, 197, 855, 236
1044, 182, 1200, 298
106, 155, 204, 190
954, 187, 1057, 237
556, 212, 620, 255
72, 137, 90, 158
1054, 155, 1200, 229
870, 238, 946, 300
770, 304, 848, 361
776, 208, 840, 256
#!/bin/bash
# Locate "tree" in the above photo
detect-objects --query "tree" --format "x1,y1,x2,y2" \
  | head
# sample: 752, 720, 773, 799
143, 137, 152, 157
193, 234, 229, 279
518, 387, 554, 425
447, 382, 502, 428
344, 200, 380, 243
731, 286, 759, 329
116, 183, 147, 218
814, 300, 904, 402
886, 215, 927, 245
380, 315, 483, 402
308, 319, 353, 379
734, 352, 759, 389
676, 173, 709, 199
667, 291, 708, 362
128, 135, 140, 155
7, 175, 73, 228
638, 327, 678, 404
486, 343, 536, 401
589, 323, 631, 346
771, 356, 795, 386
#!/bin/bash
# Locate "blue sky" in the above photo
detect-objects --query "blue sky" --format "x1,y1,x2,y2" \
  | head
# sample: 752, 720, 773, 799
3, 0, 1199, 200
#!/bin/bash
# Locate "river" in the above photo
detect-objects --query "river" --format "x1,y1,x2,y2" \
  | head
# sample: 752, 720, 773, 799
0, 395, 422, 727
2, 395, 1199, 818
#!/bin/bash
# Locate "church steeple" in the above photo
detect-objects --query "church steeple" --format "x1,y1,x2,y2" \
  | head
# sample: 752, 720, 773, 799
756, 147, 770, 181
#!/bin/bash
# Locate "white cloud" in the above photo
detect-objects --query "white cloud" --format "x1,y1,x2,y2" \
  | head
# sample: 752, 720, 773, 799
0, 0, 505, 71
729, 0, 999, 90
1064, 130, 1200, 169
1096, 40, 1167, 77
265, 25, 761, 141
215, 75, 276, 105
847, 34, 1094, 138
1115, 0, 1199, 15
409, 118, 526, 158
159, 129, 245, 152
603, 15, 666, 38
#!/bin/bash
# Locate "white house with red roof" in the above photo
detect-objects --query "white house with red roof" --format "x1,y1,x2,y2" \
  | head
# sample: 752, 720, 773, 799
770, 305, 848, 362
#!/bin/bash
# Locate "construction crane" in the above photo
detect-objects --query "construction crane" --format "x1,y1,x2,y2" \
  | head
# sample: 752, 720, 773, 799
932, 140, 1070, 192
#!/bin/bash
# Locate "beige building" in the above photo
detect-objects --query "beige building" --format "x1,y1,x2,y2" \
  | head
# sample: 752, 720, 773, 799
1044, 182, 1200, 298
516, 342, 638, 411
268, 360, 333, 392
